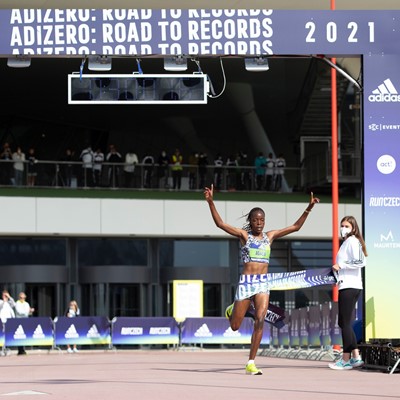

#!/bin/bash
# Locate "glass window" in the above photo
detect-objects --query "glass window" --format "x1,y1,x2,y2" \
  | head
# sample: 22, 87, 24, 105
0, 238, 66, 265
78, 239, 147, 266
290, 241, 332, 270
159, 240, 230, 267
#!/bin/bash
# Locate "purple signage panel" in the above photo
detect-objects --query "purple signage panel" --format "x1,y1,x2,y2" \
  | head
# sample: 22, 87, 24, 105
54, 316, 110, 346
181, 317, 256, 345
278, 316, 290, 347
289, 309, 300, 348
308, 305, 322, 347
0, 324, 4, 348
4, 317, 53, 347
363, 54, 400, 340
330, 302, 342, 346
0, 10, 400, 56
111, 317, 179, 345
321, 303, 331, 347
299, 307, 309, 347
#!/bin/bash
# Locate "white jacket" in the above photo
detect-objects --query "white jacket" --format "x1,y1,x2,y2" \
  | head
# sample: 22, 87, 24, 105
335, 235, 366, 291
0, 298, 16, 323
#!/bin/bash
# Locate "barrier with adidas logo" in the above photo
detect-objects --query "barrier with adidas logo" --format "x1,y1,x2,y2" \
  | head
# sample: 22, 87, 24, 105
54, 316, 111, 346
0, 303, 346, 350
4, 317, 53, 347
180, 317, 270, 345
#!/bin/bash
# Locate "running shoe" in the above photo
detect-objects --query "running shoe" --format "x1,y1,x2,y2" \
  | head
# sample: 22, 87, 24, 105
245, 363, 263, 375
350, 357, 364, 368
225, 303, 234, 319
328, 359, 353, 370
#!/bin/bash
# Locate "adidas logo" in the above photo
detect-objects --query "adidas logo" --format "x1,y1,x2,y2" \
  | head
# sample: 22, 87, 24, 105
13, 324, 26, 340
65, 324, 79, 339
194, 323, 212, 337
223, 327, 241, 338
33, 324, 45, 339
368, 79, 400, 102
86, 324, 100, 338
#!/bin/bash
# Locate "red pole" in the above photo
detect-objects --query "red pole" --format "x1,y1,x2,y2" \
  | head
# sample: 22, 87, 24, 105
331, 60, 339, 304
330, 0, 340, 351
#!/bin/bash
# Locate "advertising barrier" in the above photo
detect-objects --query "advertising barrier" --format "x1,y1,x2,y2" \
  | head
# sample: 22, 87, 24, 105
181, 317, 270, 345
4, 317, 53, 347
54, 316, 111, 346
0, 324, 4, 348
111, 317, 179, 345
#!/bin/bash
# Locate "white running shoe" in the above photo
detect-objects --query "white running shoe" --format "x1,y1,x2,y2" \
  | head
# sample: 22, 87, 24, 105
328, 359, 353, 370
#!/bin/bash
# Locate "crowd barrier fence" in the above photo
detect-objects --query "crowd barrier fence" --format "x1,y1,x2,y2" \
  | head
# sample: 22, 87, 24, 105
0, 302, 349, 357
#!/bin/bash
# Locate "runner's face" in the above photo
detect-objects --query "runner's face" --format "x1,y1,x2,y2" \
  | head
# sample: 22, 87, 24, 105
250, 211, 265, 234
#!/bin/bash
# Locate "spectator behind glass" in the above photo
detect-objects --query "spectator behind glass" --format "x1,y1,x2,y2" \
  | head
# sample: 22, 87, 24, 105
213, 154, 224, 190
157, 150, 170, 189
61, 148, 75, 187
171, 148, 183, 190
265, 153, 275, 191
79, 144, 94, 187
124, 149, 139, 188
274, 153, 286, 192
142, 152, 155, 189
27, 147, 39, 187
0, 289, 16, 324
15, 292, 35, 355
12, 146, 25, 186
66, 300, 80, 354
254, 151, 267, 190
93, 148, 104, 187
0, 142, 13, 185
106, 144, 122, 187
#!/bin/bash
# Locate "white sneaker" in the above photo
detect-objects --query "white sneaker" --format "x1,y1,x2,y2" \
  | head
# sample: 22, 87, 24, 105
328, 359, 353, 370
67, 348, 74, 354
350, 357, 364, 368
73, 348, 79, 353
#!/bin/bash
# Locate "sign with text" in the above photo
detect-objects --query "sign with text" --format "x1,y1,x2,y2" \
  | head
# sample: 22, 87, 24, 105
111, 317, 179, 345
0, 10, 400, 56
363, 54, 400, 340
173, 280, 203, 322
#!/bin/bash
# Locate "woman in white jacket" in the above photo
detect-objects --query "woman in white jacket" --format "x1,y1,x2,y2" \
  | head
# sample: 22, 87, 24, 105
329, 216, 367, 370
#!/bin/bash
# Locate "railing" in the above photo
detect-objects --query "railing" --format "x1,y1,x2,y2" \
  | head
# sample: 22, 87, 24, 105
301, 151, 361, 188
0, 159, 303, 192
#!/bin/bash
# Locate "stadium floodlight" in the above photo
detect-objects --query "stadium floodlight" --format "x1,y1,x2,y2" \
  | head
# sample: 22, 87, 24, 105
88, 55, 112, 71
164, 56, 188, 72
68, 74, 209, 104
244, 57, 270, 72
7, 56, 31, 68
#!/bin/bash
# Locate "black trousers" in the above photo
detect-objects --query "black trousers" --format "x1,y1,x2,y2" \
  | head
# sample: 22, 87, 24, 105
338, 288, 361, 353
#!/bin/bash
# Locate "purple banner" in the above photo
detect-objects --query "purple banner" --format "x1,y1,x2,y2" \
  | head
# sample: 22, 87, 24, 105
278, 316, 290, 347
111, 317, 179, 345
4, 317, 53, 347
289, 309, 300, 348
0, 10, 400, 56
363, 54, 400, 340
299, 308, 309, 347
181, 317, 269, 345
321, 303, 331, 347
266, 268, 336, 291
330, 302, 342, 346
0, 324, 4, 348
54, 316, 110, 346
308, 305, 322, 347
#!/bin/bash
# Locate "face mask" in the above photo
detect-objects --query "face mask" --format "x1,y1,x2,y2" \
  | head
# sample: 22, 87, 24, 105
340, 227, 352, 238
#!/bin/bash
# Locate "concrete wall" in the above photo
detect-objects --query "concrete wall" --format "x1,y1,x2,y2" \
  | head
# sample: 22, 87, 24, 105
0, 196, 361, 239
